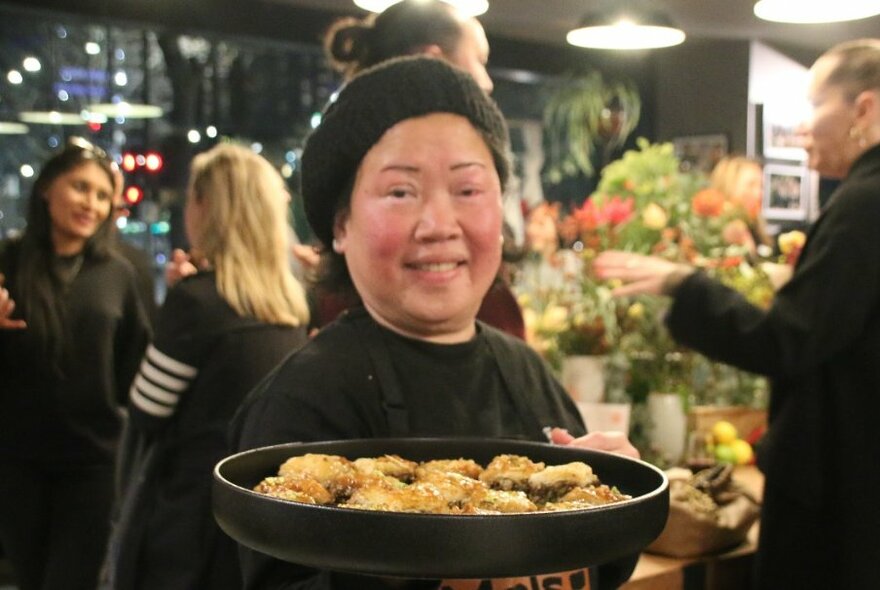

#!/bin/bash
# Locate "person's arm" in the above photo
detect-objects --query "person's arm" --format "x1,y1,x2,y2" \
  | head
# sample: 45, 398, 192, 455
126, 281, 202, 432
114, 266, 152, 406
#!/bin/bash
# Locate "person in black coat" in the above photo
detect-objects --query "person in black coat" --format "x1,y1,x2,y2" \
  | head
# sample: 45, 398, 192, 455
0, 138, 150, 590
104, 144, 310, 589
594, 38, 880, 589
231, 56, 642, 590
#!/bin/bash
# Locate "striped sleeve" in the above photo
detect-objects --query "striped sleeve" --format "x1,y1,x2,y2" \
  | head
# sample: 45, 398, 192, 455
129, 343, 198, 418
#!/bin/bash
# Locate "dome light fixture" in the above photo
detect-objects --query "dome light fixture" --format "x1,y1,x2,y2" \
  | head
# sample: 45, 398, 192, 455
353, 0, 489, 17
567, 7, 685, 50
754, 0, 880, 23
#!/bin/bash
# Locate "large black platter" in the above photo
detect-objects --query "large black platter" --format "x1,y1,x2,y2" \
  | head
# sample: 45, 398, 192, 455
213, 438, 668, 579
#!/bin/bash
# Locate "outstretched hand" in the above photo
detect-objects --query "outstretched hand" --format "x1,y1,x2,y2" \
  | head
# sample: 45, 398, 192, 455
549, 427, 640, 460
593, 250, 692, 297
0, 274, 26, 330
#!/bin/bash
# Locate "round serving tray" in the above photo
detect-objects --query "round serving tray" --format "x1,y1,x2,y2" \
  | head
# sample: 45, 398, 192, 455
213, 437, 668, 579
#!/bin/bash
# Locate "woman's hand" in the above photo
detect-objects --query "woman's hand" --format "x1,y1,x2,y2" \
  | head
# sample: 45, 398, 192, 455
165, 249, 199, 287
593, 250, 693, 297
0, 274, 26, 330
549, 427, 640, 460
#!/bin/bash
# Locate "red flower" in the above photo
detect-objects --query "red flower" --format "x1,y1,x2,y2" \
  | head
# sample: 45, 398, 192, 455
692, 188, 726, 217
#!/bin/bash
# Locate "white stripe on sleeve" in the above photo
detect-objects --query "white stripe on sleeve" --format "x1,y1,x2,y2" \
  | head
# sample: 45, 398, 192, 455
146, 344, 198, 379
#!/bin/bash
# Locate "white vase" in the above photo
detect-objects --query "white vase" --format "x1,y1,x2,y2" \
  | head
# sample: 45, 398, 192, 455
647, 392, 687, 464
576, 401, 632, 435
561, 355, 606, 403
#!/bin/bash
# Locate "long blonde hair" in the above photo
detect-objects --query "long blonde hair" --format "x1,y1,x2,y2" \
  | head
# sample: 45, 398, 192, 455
709, 155, 772, 248
188, 143, 309, 327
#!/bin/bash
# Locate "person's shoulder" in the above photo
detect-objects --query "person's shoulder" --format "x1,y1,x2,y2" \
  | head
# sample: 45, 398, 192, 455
478, 321, 541, 360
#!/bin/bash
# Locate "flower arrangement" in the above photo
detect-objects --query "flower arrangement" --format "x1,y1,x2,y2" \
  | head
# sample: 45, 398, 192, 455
520, 139, 779, 413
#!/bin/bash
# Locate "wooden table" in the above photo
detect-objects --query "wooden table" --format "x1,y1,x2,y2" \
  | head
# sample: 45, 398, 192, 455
621, 466, 764, 590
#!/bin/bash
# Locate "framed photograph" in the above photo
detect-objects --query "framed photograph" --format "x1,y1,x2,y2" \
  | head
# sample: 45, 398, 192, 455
672, 134, 728, 174
763, 164, 809, 220
762, 104, 806, 161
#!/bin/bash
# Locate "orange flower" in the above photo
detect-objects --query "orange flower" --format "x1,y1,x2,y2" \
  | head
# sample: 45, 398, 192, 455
692, 188, 726, 217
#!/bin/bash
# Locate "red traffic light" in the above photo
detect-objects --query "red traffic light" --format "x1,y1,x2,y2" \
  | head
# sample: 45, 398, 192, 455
124, 185, 144, 205
144, 152, 163, 172
120, 150, 163, 173
121, 152, 137, 173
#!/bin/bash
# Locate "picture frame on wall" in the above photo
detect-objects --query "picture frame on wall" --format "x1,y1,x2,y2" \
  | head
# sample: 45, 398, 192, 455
672, 134, 728, 174
763, 163, 809, 220
762, 105, 806, 161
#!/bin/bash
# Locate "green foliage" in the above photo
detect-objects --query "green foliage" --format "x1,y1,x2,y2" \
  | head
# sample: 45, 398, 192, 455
542, 72, 641, 185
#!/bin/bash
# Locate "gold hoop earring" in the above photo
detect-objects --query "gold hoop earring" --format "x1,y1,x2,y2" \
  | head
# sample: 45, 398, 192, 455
849, 126, 867, 148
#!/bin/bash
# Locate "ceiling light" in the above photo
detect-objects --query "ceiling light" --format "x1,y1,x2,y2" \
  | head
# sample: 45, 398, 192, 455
567, 8, 685, 50
754, 0, 880, 23
86, 102, 164, 119
19, 110, 86, 125
353, 0, 489, 17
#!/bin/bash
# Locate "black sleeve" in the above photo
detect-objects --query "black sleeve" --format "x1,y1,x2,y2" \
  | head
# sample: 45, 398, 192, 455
667, 185, 880, 379
114, 264, 152, 406
127, 281, 205, 432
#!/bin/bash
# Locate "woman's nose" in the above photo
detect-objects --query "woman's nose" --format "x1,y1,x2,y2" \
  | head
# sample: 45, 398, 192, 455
414, 193, 461, 241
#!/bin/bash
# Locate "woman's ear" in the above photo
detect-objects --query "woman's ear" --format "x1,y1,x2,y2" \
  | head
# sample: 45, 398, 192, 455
419, 44, 445, 59
332, 211, 349, 254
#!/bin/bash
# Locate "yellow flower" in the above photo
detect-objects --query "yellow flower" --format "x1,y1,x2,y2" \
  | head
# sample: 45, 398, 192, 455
541, 305, 569, 332
778, 230, 806, 255
641, 202, 668, 230
627, 302, 645, 320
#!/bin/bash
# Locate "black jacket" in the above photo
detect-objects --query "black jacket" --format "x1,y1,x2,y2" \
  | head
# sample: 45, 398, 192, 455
232, 307, 636, 590
666, 144, 880, 589
109, 272, 308, 590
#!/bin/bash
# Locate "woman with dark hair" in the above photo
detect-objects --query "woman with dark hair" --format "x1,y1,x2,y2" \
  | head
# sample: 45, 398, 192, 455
324, 0, 492, 93
0, 138, 151, 590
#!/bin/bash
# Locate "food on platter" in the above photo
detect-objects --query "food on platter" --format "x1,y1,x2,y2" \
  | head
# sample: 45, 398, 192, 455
253, 452, 631, 514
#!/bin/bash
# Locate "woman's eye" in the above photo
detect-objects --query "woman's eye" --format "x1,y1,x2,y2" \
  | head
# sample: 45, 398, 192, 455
387, 187, 413, 199
458, 185, 483, 197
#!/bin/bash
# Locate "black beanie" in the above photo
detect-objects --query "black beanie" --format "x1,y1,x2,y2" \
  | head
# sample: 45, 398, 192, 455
301, 55, 510, 247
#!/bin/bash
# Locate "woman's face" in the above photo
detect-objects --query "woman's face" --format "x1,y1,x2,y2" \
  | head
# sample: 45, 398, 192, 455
801, 55, 862, 179
447, 17, 492, 94
732, 163, 763, 219
44, 160, 113, 255
526, 210, 558, 255
334, 113, 503, 343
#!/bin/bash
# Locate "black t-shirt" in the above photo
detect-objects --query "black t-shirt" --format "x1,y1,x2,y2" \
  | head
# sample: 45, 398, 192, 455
384, 328, 528, 437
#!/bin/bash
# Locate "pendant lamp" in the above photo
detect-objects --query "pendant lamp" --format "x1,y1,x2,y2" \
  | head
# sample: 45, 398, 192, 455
567, 6, 685, 50
353, 0, 489, 17
754, 0, 880, 23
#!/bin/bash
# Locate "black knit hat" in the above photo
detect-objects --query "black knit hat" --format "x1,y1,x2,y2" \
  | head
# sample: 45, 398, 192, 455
301, 55, 510, 247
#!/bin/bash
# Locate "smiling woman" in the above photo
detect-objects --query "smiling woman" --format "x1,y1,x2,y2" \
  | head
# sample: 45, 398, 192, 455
0, 138, 151, 589
230, 56, 644, 590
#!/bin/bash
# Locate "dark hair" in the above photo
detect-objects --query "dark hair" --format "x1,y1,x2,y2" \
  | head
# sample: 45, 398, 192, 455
10, 138, 117, 376
324, 0, 464, 79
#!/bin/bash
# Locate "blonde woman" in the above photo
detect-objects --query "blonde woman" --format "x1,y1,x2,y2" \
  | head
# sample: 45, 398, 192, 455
709, 155, 773, 255
106, 144, 309, 589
